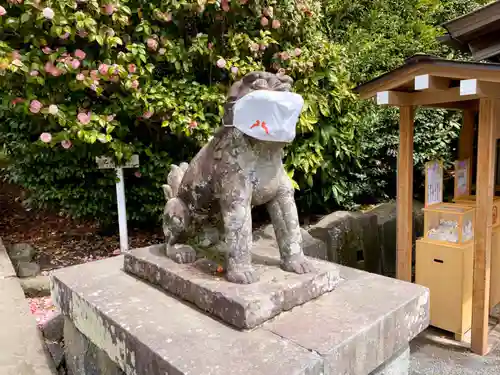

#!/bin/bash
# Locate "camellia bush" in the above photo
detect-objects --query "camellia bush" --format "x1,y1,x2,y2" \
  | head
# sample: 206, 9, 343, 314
0, 0, 359, 225
0, 0, 493, 226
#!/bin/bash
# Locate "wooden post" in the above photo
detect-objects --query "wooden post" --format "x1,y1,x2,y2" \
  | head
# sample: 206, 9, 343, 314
459, 110, 475, 185
396, 106, 415, 282
471, 98, 498, 355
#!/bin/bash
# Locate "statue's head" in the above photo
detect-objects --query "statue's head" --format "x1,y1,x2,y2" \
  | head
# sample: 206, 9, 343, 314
222, 71, 294, 126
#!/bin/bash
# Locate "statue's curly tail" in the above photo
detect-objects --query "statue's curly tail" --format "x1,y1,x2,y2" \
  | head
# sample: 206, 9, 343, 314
162, 162, 189, 200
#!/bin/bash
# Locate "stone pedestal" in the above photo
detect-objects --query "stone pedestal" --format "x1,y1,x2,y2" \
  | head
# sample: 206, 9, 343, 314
124, 245, 340, 329
51, 252, 429, 375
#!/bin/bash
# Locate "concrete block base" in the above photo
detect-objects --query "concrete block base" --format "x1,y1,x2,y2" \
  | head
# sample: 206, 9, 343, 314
52, 254, 429, 375
124, 245, 340, 329
370, 346, 409, 375
64, 316, 124, 375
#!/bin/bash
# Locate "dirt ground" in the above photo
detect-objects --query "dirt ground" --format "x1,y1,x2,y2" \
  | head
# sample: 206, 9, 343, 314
0, 182, 163, 272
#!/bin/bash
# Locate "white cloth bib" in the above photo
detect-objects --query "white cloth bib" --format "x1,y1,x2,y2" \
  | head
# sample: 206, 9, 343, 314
231, 90, 304, 143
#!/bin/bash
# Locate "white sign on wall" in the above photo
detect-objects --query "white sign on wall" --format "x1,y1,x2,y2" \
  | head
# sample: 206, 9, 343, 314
425, 160, 443, 207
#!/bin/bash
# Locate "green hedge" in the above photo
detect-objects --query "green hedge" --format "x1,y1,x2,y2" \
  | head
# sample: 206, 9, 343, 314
0, 0, 492, 226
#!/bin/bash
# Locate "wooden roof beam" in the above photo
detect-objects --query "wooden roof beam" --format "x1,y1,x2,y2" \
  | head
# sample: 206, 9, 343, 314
414, 74, 451, 91
376, 79, 500, 107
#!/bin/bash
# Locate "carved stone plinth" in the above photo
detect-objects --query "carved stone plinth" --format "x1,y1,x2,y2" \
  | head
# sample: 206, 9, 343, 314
51, 253, 429, 375
123, 245, 340, 329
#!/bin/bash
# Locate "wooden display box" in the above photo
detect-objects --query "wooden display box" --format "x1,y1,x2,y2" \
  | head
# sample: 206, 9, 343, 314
453, 195, 500, 228
417, 204, 500, 340
416, 239, 473, 341
423, 203, 475, 244
491, 227, 500, 310
417, 203, 475, 340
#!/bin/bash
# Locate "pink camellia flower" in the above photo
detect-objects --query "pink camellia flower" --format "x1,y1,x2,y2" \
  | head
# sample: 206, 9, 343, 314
131, 80, 139, 89
127, 64, 136, 73
221, 0, 229, 12
263, 7, 273, 17
44, 61, 55, 73
11, 97, 24, 105
42, 46, 52, 54
48, 104, 58, 115
216, 58, 226, 68
272, 19, 281, 29
189, 120, 198, 129
134, 171, 142, 178
260, 17, 269, 26
260, 44, 267, 51
230, 66, 238, 74
146, 38, 158, 51
71, 59, 80, 69
90, 70, 99, 80
0, 6, 6, 16
280, 51, 290, 60
76, 73, 85, 81
42, 7, 55, 19
44, 62, 63, 77
61, 140, 72, 149
60, 32, 70, 40
29, 100, 43, 113
39, 132, 52, 143
294, 47, 302, 56
107, 114, 115, 121
250, 43, 259, 52
77, 112, 91, 124
98, 64, 109, 75
143, 110, 153, 119
102, 4, 115, 15
74, 49, 86, 60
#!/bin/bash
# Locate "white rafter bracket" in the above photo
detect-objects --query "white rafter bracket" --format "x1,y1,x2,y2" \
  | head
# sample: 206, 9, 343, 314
414, 74, 450, 91
460, 79, 479, 96
460, 79, 500, 98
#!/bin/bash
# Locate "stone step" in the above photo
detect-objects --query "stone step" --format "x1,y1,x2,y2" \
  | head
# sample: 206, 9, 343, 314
51, 253, 429, 375
0, 239, 56, 375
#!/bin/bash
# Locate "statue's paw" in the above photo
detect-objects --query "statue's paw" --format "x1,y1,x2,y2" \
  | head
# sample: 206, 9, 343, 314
226, 267, 259, 284
166, 244, 197, 264
281, 255, 314, 274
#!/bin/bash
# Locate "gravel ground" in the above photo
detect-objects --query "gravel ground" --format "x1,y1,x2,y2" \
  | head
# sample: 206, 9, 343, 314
411, 325, 500, 375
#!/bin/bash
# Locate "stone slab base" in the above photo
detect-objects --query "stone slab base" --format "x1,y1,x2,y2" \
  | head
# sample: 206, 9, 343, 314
123, 245, 340, 329
51, 254, 429, 375
370, 346, 409, 375
64, 316, 124, 375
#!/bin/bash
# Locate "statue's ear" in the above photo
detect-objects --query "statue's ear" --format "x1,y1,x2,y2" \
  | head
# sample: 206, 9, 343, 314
227, 80, 243, 101
162, 184, 173, 200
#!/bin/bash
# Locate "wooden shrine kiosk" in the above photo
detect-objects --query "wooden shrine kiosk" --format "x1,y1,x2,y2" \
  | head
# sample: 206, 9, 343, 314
354, 54, 500, 355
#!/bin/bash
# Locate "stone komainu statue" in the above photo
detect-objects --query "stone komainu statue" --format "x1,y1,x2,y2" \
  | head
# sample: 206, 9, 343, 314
161, 71, 312, 284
